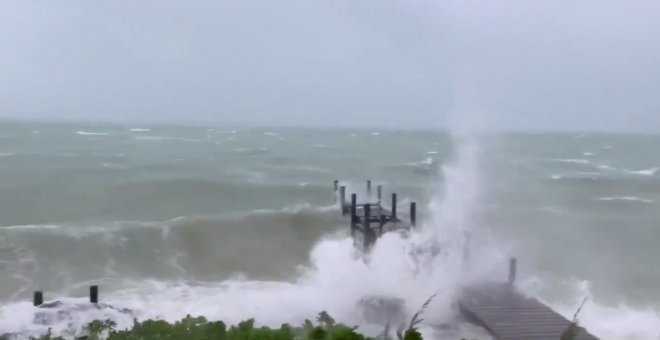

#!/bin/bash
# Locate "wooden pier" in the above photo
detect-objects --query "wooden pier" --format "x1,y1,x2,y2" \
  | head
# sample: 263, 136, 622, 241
334, 180, 599, 340
334, 180, 417, 250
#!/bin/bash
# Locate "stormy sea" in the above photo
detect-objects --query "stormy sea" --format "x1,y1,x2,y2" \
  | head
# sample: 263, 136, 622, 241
0, 122, 659, 339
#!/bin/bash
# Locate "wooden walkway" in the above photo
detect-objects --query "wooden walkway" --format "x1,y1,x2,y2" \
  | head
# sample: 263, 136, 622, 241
460, 283, 598, 340
334, 180, 599, 340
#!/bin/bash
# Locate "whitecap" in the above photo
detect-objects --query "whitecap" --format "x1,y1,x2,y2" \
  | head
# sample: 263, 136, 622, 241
76, 131, 110, 136
129, 128, 151, 132
0, 152, 14, 157
598, 196, 653, 204
371, 132, 380, 135
426, 151, 438, 155
624, 168, 658, 176
264, 132, 280, 136
554, 158, 590, 165
596, 164, 616, 171
583, 152, 595, 156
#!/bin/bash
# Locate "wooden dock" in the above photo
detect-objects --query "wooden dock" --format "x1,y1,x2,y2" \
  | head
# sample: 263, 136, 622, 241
334, 180, 599, 340
460, 283, 598, 340
334, 180, 417, 250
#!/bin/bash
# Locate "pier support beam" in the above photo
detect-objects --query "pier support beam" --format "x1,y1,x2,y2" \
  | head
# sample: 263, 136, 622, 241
410, 202, 417, 227
367, 180, 372, 197
377, 185, 382, 203
33, 291, 43, 307
391, 193, 397, 219
509, 257, 517, 285
350, 194, 357, 236
339, 186, 346, 215
90, 285, 99, 304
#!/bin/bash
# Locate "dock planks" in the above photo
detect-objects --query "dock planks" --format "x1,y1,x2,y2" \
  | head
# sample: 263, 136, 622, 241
459, 283, 598, 340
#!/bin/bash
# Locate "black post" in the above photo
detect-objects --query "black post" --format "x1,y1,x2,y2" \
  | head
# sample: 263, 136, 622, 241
339, 186, 347, 215
90, 285, 99, 304
377, 185, 382, 203
350, 194, 357, 235
367, 180, 372, 197
391, 193, 397, 219
410, 202, 417, 227
509, 257, 518, 285
364, 204, 371, 249
33, 291, 43, 307
379, 214, 385, 235
333, 180, 339, 204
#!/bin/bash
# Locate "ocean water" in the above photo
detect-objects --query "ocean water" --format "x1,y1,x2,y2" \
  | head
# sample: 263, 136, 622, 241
0, 122, 659, 339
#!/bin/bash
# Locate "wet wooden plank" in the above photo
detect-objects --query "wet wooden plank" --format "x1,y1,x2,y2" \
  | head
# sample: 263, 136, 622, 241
460, 283, 598, 340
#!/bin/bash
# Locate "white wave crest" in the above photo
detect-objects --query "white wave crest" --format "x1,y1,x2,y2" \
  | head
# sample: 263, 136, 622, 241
76, 131, 110, 136
624, 168, 659, 176
599, 196, 654, 204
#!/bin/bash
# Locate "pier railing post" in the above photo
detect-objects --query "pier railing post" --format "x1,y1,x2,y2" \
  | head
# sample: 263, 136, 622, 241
90, 285, 99, 304
379, 214, 385, 235
410, 202, 417, 227
377, 185, 382, 203
364, 204, 372, 250
339, 186, 347, 215
350, 194, 357, 236
333, 180, 338, 204
367, 180, 372, 197
33, 291, 43, 307
391, 193, 397, 219
508, 257, 517, 285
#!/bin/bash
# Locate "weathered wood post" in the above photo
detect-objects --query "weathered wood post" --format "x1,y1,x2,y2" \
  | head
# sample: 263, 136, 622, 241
377, 185, 382, 203
367, 180, 372, 197
90, 285, 99, 304
364, 204, 372, 249
410, 202, 417, 227
350, 194, 357, 236
339, 186, 347, 215
508, 257, 518, 285
391, 193, 397, 219
33, 291, 43, 307
333, 180, 339, 204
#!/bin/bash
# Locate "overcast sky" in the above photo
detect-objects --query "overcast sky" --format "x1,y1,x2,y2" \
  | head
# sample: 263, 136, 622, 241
0, 0, 658, 131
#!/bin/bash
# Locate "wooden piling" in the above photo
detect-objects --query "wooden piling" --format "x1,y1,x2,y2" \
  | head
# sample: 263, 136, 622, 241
364, 204, 371, 250
334, 180, 338, 192
509, 257, 517, 285
90, 285, 99, 304
379, 214, 385, 235
367, 180, 372, 196
33, 291, 43, 307
410, 202, 417, 227
377, 185, 382, 202
391, 193, 397, 218
339, 186, 347, 215
350, 194, 357, 236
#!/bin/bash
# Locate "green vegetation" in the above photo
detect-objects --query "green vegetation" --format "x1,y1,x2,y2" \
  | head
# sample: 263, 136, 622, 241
32, 311, 428, 340
31, 295, 439, 340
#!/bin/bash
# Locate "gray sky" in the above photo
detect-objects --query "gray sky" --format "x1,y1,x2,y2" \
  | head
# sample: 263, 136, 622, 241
0, 0, 658, 131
